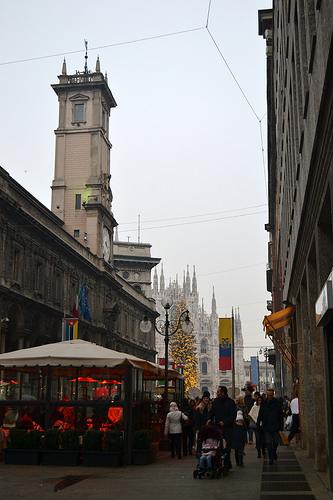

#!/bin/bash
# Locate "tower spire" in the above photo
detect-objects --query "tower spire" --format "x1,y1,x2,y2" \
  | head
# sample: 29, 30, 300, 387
62, 58, 67, 75
212, 286, 217, 315
192, 265, 197, 295
160, 263, 165, 292
153, 268, 158, 294
185, 264, 191, 296
84, 39, 88, 74
95, 55, 101, 73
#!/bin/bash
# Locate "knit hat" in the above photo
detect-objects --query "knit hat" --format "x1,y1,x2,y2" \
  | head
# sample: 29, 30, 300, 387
236, 410, 244, 422
202, 391, 210, 398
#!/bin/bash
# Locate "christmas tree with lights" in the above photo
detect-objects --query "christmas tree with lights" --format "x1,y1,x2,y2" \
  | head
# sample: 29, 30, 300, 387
170, 299, 198, 395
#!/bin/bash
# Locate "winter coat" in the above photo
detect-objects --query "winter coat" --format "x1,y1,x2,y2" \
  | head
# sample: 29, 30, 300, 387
194, 401, 211, 430
164, 410, 188, 435
209, 396, 237, 429
231, 423, 247, 450
257, 398, 284, 433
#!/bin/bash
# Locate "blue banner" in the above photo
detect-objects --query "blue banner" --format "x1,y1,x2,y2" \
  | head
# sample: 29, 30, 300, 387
250, 356, 259, 386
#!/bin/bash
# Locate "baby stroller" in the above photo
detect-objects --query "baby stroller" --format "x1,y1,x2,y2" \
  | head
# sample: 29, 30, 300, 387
193, 424, 227, 479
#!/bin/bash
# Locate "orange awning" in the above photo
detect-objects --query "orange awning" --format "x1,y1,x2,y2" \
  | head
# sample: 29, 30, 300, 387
263, 306, 295, 333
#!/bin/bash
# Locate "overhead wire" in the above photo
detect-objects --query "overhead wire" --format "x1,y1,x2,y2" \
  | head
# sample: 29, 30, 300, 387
0, 1, 268, 202
205, 1, 267, 197
0, 26, 205, 66
1, 1, 269, 254
119, 203, 267, 225
198, 262, 265, 277
118, 209, 266, 233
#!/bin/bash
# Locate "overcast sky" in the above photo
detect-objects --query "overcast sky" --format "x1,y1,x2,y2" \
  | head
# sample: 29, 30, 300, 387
1, 0, 272, 359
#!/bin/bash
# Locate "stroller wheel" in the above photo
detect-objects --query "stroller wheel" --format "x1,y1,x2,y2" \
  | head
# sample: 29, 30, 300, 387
193, 470, 198, 479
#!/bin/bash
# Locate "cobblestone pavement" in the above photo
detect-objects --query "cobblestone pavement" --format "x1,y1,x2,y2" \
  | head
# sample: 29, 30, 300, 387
0, 444, 331, 500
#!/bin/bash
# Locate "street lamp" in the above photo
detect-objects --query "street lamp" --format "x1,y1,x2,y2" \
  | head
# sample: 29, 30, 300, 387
0, 317, 9, 354
140, 297, 193, 407
259, 347, 269, 390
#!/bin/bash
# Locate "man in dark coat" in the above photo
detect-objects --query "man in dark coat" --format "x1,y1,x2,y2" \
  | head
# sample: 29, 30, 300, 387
257, 388, 284, 464
208, 386, 236, 468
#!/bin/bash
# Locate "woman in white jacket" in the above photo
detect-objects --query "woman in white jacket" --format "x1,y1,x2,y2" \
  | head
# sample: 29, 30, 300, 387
164, 402, 188, 459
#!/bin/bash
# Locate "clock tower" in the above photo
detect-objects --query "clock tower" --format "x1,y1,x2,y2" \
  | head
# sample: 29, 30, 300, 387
51, 48, 117, 262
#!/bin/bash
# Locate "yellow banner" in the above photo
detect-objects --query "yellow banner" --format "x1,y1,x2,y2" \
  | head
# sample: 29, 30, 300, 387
219, 318, 232, 344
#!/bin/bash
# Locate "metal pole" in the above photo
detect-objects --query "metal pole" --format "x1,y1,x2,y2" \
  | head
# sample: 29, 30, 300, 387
164, 309, 169, 408
231, 312, 235, 399
257, 353, 260, 393
265, 350, 268, 390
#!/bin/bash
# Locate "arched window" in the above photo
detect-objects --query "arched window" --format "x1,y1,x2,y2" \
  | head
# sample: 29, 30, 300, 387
200, 339, 208, 354
201, 361, 208, 375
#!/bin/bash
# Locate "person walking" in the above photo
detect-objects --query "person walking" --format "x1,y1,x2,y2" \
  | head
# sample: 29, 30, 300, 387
181, 398, 194, 456
164, 401, 188, 459
248, 395, 265, 458
194, 391, 212, 453
243, 385, 255, 444
257, 388, 284, 465
231, 410, 247, 466
208, 386, 236, 469
287, 393, 300, 444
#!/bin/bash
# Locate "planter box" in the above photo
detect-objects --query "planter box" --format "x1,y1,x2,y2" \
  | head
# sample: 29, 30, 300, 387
4, 448, 40, 465
40, 449, 80, 466
159, 439, 170, 451
81, 450, 122, 467
151, 442, 159, 462
132, 449, 152, 465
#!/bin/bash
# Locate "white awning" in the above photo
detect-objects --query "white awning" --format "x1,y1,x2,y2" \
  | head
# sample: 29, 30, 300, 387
0, 339, 156, 372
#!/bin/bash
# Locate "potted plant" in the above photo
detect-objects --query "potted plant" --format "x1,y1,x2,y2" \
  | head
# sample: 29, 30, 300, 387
81, 429, 123, 467
132, 429, 153, 465
60, 430, 80, 465
41, 429, 80, 466
4, 429, 41, 465
103, 430, 123, 466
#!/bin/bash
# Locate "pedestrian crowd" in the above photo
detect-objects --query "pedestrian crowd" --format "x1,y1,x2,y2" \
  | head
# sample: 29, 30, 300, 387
164, 384, 300, 475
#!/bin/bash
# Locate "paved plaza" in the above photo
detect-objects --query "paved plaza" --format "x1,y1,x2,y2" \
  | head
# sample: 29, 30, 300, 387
0, 444, 332, 500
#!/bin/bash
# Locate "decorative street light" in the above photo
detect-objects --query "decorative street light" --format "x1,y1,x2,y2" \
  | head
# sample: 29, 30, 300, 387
259, 347, 269, 391
0, 317, 9, 354
140, 297, 193, 407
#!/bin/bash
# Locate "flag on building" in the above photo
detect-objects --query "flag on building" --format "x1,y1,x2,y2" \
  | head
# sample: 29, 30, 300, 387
219, 317, 232, 370
63, 318, 79, 340
79, 284, 92, 321
72, 286, 80, 318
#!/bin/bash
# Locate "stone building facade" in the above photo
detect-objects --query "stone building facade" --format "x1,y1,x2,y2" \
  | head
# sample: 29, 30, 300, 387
0, 56, 158, 361
259, 2, 333, 488
152, 266, 245, 397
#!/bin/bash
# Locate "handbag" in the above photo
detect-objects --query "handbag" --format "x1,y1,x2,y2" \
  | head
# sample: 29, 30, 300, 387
284, 415, 293, 431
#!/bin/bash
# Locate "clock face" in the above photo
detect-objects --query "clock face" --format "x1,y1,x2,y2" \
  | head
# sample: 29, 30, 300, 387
102, 226, 111, 261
